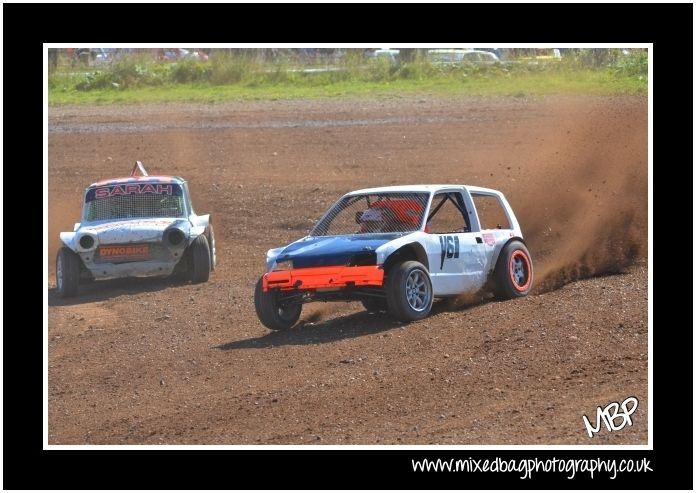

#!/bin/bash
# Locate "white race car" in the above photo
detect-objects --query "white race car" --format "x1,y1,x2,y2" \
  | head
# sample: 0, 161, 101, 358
255, 185, 533, 330
56, 161, 216, 297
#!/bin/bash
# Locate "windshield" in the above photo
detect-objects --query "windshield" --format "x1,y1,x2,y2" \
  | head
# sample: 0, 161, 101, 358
311, 192, 429, 236
83, 183, 186, 221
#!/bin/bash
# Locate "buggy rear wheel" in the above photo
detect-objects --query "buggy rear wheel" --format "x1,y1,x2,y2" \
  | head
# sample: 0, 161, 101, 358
493, 241, 533, 299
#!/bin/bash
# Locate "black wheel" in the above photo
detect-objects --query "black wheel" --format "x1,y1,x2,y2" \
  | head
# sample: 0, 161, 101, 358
385, 261, 433, 322
254, 278, 302, 331
190, 235, 211, 283
493, 240, 533, 299
361, 297, 388, 313
206, 224, 217, 271
56, 247, 81, 297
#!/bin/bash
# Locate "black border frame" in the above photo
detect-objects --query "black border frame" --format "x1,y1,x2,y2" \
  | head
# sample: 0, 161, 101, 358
5, 2, 692, 490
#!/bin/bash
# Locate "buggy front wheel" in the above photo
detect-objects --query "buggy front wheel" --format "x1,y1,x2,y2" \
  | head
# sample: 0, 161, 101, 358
254, 278, 302, 331
190, 235, 211, 283
56, 247, 80, 297
385, 261, 433, 322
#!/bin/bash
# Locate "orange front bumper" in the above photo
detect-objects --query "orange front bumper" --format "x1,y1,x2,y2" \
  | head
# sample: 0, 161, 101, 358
263, 265, 384, 292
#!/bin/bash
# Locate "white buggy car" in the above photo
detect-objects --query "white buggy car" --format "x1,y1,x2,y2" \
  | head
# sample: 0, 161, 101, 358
56, 162, 216, 297
255, 185, 533, 330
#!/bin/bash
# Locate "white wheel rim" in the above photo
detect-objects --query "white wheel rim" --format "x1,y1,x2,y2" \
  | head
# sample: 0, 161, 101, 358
509, 250, 531, 290
513, 257, 526, 285
405, 269, 430, 312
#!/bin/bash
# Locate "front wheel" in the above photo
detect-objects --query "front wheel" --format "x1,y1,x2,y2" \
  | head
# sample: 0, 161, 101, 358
190, 235, 211, 283
254, 278, 302, 331
493, 240, 533, 299
56, 247, 81, 297
385, 261, 433, 322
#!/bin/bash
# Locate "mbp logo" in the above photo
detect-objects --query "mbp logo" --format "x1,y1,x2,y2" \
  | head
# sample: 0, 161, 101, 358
439, 235, 460, 270
582, 396, 638, 438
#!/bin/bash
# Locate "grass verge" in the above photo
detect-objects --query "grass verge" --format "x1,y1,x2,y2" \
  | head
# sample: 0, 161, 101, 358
49, 56, 647, 105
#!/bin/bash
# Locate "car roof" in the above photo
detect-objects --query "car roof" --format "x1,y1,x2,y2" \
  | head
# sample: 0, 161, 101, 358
88, 175, 186, 188
346, 184, 498, 195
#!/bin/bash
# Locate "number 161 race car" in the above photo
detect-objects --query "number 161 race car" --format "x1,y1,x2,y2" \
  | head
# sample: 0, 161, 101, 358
254, 184, 533, 330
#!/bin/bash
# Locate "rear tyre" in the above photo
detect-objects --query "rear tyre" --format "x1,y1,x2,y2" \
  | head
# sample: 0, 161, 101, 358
493, 240, 533, 299
385, 261, 433, 322
56, 247, 81, 297
254, 278, 302, 331
361, 297, 388, 313
190, 235, 211, 283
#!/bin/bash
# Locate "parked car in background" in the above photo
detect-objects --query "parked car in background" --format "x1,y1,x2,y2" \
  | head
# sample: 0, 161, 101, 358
92, 48, 113, 65
157, 48, 179, 61
72, 48, 112, 66
182, 48, 209, 61
368, 48, 400, 64
474, 48, 504, 60
427, 49, 501, 65
157, 48, 209, 62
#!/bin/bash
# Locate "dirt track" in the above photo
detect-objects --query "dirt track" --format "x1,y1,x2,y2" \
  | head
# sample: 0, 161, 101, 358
47, 94, 648, 444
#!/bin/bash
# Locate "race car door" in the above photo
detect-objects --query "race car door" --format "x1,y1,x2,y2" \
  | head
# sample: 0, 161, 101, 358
425, 191, 488, 296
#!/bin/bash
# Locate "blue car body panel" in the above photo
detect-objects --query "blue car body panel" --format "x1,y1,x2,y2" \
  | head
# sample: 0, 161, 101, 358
276, 234, 400, 268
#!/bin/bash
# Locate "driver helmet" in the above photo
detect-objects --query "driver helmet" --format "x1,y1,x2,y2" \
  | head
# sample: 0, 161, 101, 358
360, 208, 386, 232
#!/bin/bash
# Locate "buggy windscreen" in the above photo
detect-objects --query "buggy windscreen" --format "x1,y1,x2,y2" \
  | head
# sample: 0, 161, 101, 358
84, 183, 186, 221
311, 192, 429, 236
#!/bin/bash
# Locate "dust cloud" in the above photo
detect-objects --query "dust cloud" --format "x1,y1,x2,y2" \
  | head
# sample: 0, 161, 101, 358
510, 98, 648, 293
